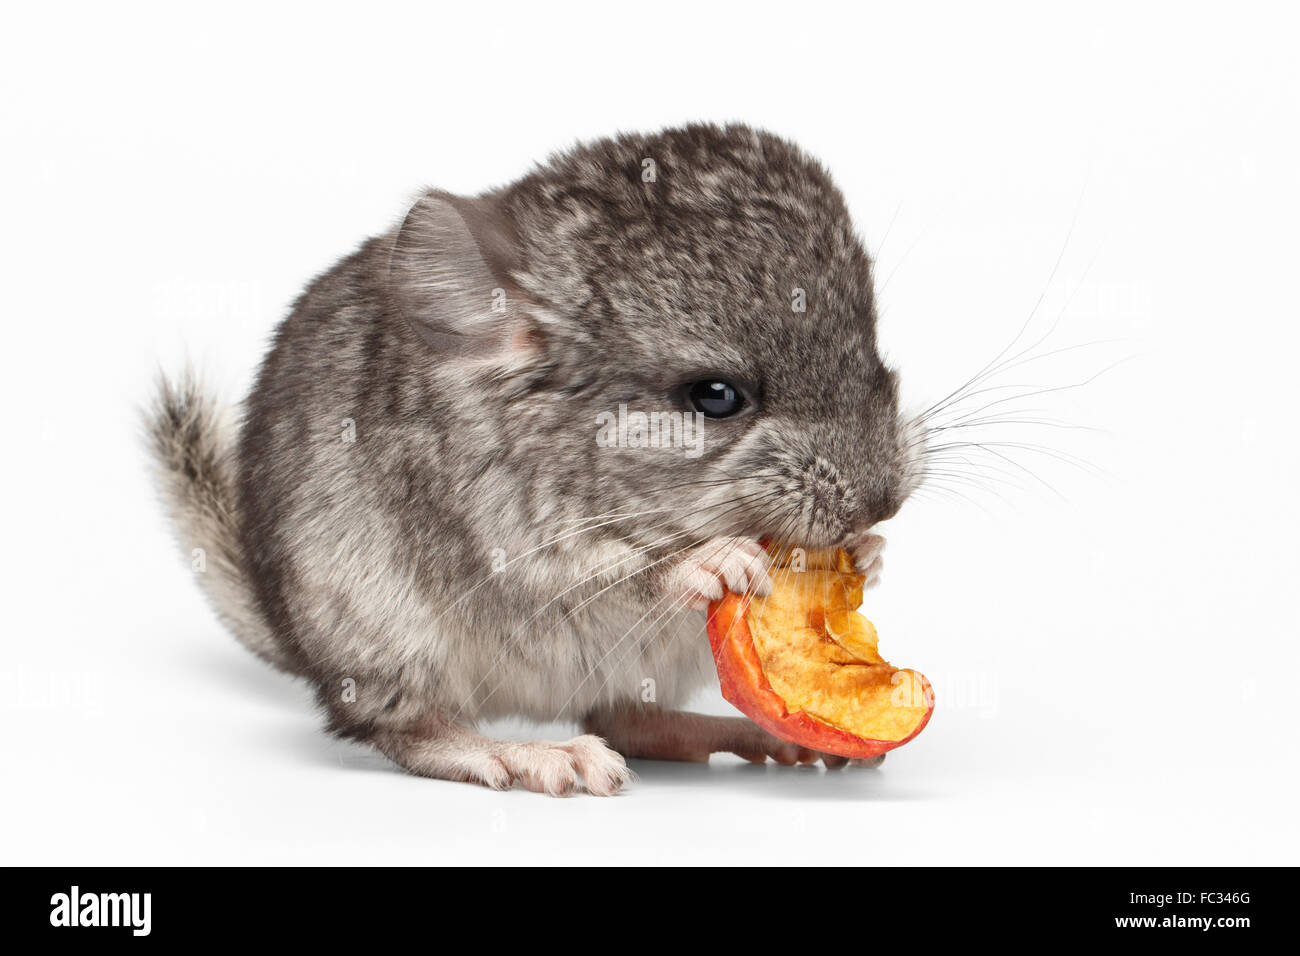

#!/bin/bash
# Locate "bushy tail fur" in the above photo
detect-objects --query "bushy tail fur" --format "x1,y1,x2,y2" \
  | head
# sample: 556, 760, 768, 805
146, 370, 297, 673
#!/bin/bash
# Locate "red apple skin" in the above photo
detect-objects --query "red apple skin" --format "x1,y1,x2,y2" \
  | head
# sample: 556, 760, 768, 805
707, 592, 934, 759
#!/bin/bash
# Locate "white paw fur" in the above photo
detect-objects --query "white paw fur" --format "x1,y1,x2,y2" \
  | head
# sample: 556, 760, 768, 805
666, 536, 772, 611
468, 735, 633, 796
847, 532, 885, 590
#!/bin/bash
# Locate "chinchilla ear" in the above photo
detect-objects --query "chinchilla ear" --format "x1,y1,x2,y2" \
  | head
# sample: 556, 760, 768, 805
387, 189, 539, 363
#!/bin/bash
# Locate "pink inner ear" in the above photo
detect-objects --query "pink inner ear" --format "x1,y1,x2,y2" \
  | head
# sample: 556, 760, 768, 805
508, 323, 543, 359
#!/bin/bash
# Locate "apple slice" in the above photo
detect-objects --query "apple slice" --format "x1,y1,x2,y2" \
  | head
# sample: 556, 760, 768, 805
706, 546, 933, 759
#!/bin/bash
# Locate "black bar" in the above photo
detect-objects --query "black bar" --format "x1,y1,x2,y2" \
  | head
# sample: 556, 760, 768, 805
4, 866, 1286, 943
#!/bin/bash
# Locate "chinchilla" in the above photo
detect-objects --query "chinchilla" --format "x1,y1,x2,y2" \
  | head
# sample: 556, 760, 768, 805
147, 123, 918, 795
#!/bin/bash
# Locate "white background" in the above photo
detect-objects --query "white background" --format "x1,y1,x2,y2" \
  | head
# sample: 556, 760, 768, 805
2, 2, 1297, 865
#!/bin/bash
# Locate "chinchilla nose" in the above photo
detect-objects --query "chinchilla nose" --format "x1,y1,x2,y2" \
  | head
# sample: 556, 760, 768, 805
847, 456, 904, 529
860, 490, 902, 527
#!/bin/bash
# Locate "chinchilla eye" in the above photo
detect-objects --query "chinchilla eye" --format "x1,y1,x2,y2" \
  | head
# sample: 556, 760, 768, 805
687, 380, 746, 418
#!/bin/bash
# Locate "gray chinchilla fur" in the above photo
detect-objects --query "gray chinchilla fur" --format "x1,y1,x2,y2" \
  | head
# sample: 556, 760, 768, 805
147, 123, 918, 795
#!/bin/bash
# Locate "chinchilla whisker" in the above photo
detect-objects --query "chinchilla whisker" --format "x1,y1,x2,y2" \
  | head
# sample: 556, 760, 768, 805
874, 200, 904, 260
918, 350, 1131, 434
466, 536, 708, 719
473, 499, 782, 716
551, 509, 786, 718
920, 479, 1021, 512
920, 464, 1016, 486
547, 477, 770, 526
921, 207, 1083, 421
919, 468, 1029, 503
440, 508, 683, 613
927, 439, 1107, 477
604, 506, 800, 695
458, 490, 782, 717
442, 488, 778, 619
543, 491, 783, 629
554, 503, 685, 523
914, 481, 1003, 516
878, 230, 924, 294
480, 489, 779, 629
911, 276, 1065, 426
920, 464, 1031, 493
937, 442, 1068, 499
907, 384, 1076, 451
907, 356, 1131, 488
550, 474, 785, 527
915, 355, 1115, 437
964, 335, 1124, 395
926, 415, 1101, 435
918, 461, 1022, 497
551, 582, 690, 720
544, 505, 678, 530
755, 512, 808, 595
648, 472, 785, 492
509, 505, 701, 561
920, 456, 1037, 489
949, 256, 1099, 409
972, 248, 1101, 388
911, 221, 1102, 437
932, 403, 1058, 423
909, 383, 1043, 440
550, 471, 784, 522
595, 502, 799, 699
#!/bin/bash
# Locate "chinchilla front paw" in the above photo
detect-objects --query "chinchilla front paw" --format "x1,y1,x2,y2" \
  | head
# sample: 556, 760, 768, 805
845, 531, 885, 590
664, 536, 772, 611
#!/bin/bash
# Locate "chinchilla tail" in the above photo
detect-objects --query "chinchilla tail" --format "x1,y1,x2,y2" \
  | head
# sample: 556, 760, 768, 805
145, 368, 298, 673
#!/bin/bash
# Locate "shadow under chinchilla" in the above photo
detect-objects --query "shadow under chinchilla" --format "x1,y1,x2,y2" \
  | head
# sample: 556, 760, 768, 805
186, 652, 938, 798
183, 640, 308, 712
626, 756, 938, 802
